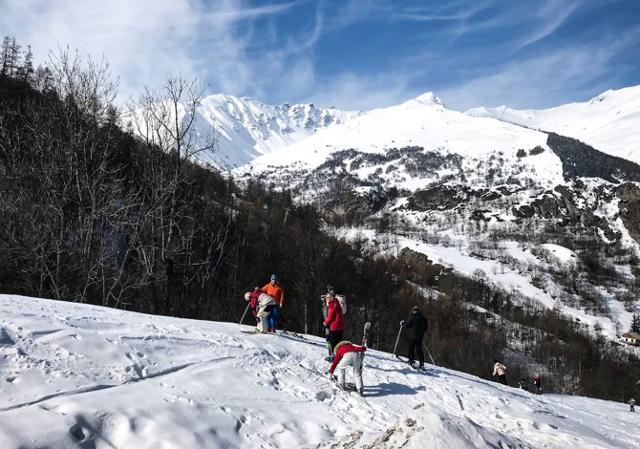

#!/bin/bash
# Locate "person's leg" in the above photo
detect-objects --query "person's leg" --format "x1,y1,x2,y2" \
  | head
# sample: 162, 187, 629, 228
327, 331, 335, 353
272, 305, 280, 330
328, 331, 342, 353
335, 353, 354, 388
407, 339, 416, 364
416, 341, 425, 368
354, 352, 364, 394
265, 306, 274, 331
256, 307, 267, 332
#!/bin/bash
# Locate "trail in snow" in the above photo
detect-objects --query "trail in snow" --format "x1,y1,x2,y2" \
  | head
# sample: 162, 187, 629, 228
0, 294, 638, 449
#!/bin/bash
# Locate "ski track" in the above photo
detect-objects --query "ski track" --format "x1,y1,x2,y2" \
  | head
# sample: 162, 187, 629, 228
0, 294, 638, 449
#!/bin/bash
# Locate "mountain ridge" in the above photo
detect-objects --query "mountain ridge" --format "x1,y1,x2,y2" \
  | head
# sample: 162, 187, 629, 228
185, 93, 361, 168
466, 85, 640, 163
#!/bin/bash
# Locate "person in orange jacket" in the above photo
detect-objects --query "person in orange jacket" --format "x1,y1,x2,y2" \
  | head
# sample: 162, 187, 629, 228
261, 274, 284, 333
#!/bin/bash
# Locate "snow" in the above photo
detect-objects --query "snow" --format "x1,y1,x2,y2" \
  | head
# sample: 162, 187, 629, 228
129, 94, 360, 169
239, 91, 565, 191
194, 95, 361, 168
1, 294, 638, 449
336, 230, 635, 341
540, 244, 577, 264
467, 85, 640, 164
394, 237, 556, 309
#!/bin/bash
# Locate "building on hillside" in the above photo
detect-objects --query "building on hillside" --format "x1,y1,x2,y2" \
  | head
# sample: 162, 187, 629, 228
621, 332, 640, 346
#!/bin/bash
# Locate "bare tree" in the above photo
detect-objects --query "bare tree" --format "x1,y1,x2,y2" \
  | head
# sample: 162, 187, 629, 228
126, 76, 223, 315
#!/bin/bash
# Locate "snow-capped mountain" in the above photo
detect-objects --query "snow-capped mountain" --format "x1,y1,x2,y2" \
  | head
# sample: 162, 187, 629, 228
467, 85, 640, 164
187, 94, 360, 168
238, 91, 564, 194
1, 294, 638, 449
234, 90, 640, 344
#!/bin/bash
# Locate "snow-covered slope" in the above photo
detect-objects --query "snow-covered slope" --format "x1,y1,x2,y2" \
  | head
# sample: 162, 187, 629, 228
1, 294, 638, 449
186, 95, 359, 168
467, 85, 640, 163
238, 92, 564, 192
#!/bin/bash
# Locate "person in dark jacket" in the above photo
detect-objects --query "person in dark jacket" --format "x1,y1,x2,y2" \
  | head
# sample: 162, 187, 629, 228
533, 375, 542, 394
403, 305, 427, 369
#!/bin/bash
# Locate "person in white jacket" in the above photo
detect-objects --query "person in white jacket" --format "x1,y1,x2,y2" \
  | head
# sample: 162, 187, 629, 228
492, 359, 508, 385
255, 293, 276, 333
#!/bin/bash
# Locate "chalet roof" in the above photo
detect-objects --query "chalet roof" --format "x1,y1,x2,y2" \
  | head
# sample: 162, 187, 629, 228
622, 332, 640, 339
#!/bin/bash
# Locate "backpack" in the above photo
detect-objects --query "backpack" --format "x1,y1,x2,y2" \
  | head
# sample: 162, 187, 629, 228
336, 294, 347, 314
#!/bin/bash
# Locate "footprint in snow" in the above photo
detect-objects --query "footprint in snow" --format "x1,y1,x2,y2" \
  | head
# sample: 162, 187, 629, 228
315, 390, 331, 401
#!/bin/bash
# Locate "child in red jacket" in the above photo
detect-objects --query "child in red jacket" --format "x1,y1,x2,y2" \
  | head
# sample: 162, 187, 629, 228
328, 341, 366, 396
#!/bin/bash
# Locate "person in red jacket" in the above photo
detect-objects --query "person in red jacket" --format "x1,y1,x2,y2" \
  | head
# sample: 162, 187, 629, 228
261, 274, 284, 333
248, 287, 261, 318
323, 291, 345, 357
328, 341, 366, 396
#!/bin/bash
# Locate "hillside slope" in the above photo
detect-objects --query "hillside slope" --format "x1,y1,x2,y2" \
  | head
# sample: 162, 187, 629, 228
0, 294, 637, 449
467, 85, 640, 164
233, 89, 640, 345
178, 94, 359, 168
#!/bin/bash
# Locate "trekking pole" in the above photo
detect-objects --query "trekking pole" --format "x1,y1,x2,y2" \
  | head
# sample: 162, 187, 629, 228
423, 341, 437, 366
392, 321, 404, 356
239, 303, 250, 325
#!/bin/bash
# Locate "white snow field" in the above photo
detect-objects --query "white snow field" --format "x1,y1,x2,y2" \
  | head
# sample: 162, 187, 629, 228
0, 294, 638, 449
467, 85, 640, 164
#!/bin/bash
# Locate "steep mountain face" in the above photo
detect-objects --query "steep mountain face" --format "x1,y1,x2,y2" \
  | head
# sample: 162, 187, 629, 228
235, 90, 640, 344
186, 94, 360, 168
467, 85, 640, 164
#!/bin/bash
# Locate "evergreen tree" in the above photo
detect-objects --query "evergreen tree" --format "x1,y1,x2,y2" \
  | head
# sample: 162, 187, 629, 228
7, 37, 21, 76
19, 45, 34, 83
0, 36, 11, 76
631, 313, 640, 333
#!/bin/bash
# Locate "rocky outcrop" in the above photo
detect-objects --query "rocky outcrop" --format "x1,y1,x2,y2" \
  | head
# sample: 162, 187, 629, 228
615, 183, 640, 242
510, 184, 622, 241
407, 185, 467, 211
326, 185, 387, 224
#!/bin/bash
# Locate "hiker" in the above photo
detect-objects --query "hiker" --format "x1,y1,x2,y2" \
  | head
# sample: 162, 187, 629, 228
320, 286, 334, 357
328, 341, 366, 396
247, 287, 261, 318
630, 398, 636, 412
493, 359, 508, 385
255, 291, 277, 333
323, 289, 345, 358
403, 305, 427, 369
533, 375, 542, 394
261, 274, 284, 333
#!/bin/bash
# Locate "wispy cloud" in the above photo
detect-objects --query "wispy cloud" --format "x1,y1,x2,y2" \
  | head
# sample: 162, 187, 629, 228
514, 0, 582, 52
440, 25, 640, 110
0, 0, 296, 101
0, 0, 637, 111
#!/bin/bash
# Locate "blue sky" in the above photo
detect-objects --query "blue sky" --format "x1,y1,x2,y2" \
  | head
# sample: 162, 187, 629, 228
2, 0, 639, 110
